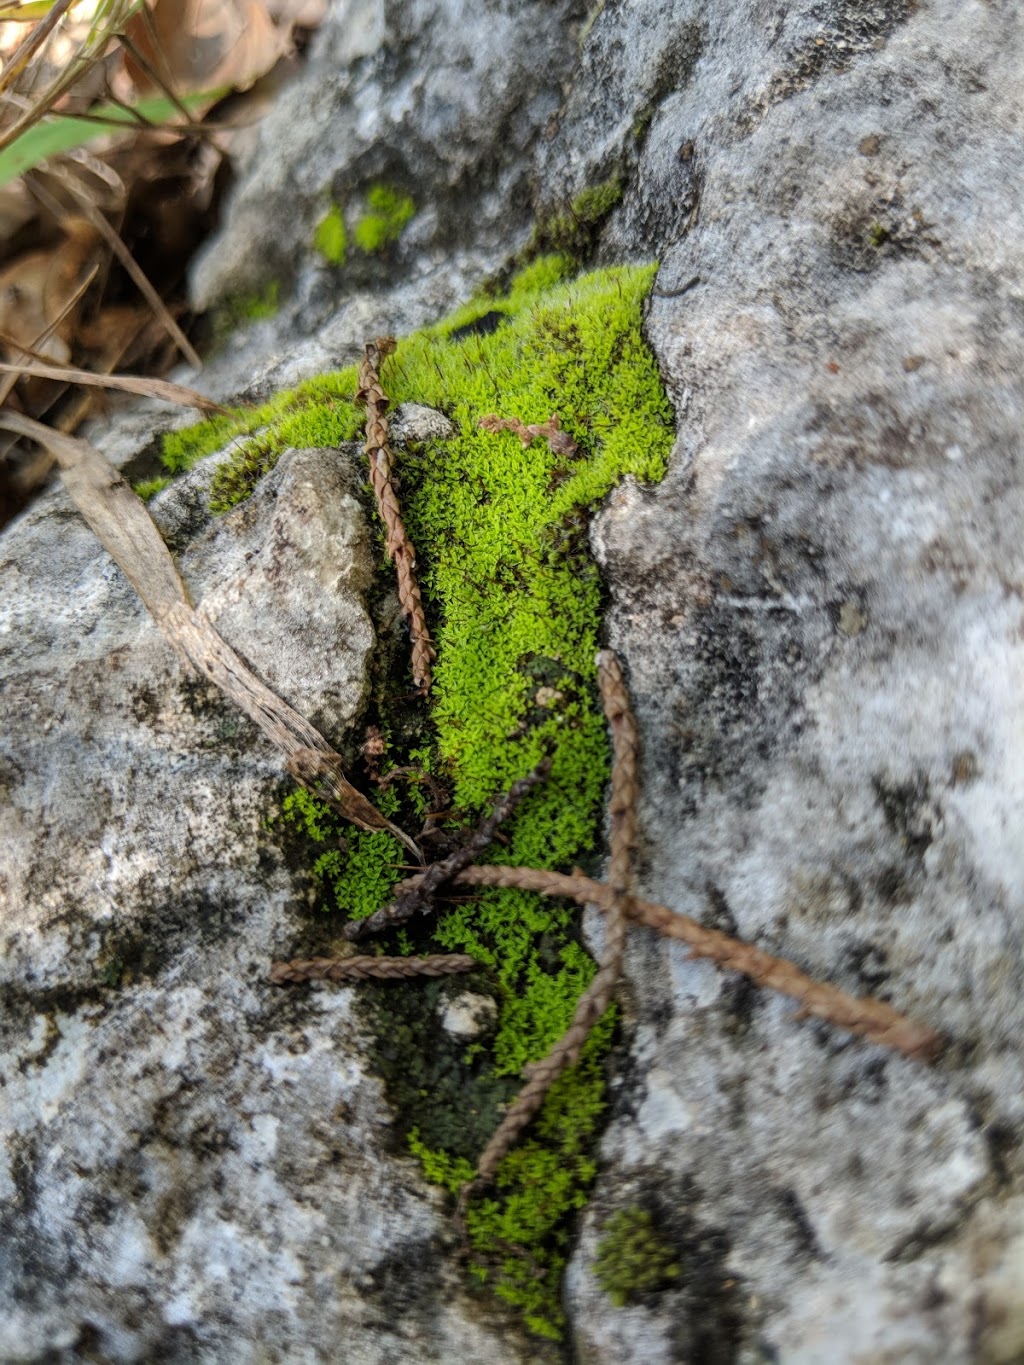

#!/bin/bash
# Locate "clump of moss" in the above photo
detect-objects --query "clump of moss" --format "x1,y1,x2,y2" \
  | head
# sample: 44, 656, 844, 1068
207, 435, 278, 515
161, 411, 248, 475
531, 175, 624, 265
133, 475, 171, 501
868, 220, 889, 248
593, 1207, 681, 1307
314, 203, 347, 265
353, 184, 416, 253
156, 373, 366, 509
181, 256, 674, 1340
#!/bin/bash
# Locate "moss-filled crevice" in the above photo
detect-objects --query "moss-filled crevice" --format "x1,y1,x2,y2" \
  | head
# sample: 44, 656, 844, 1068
167, 257, 675, 1343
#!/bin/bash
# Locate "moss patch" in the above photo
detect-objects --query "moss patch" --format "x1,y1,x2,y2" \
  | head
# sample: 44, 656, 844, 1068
157, 372, 366, 503
314, 203, 348, 266
172, 258, 674, 1342
593, 1206, 681, 1307
133, 475, 171, 502
208, 280, 281, 347
352, 184, 416, 254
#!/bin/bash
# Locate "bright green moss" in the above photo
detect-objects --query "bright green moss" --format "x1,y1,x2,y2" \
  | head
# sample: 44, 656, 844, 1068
352, 184, 416, 253
237, 279, 280, 321
133, 475, 171, 501
161, 411, 248, 474
157, 378, 365, 510
314, 203, 347, 265
593, 1207, 681, 1307
189, 257, 675, 1340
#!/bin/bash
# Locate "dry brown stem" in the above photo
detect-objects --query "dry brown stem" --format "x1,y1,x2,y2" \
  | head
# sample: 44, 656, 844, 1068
357, 337, 435, 691
478, 411, 578, 457
270, 954, 478, 984
344, 760, 551, 941
454, 864, 943, 1063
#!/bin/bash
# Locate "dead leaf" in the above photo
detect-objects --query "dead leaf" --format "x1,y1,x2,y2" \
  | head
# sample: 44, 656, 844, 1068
124, 0, 291, 98
0, 215, 100, 368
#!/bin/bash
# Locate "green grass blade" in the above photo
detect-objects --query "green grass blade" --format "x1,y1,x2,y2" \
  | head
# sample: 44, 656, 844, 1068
0, 89, 219, 187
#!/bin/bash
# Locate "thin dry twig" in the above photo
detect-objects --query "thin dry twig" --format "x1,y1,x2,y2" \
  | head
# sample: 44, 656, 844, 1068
357, 337, 435, 691
343, 760, 551, 942
454, 864, 943, 1063
270, 953, 478, 984
478, 412, 578, 457
464, 656, 639, 1196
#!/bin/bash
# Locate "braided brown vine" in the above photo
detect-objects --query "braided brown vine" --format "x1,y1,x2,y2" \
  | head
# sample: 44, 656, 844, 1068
357, 337, 436, 692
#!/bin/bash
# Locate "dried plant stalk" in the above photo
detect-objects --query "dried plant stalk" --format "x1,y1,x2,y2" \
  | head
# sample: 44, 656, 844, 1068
0, 358, 226, 412
344, 760, 551, 941
357, 337, 436, 692
286, 748, 422, 863
270, 954, 478, 984
455, 865, 943, 1062
467, 655, 640, 1190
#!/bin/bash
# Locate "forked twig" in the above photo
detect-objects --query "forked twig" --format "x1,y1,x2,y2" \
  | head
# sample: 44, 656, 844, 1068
357, 337, 436, 692
343, 760, 551, 941
270, 954, 478, 984
454, 865, 943, 1063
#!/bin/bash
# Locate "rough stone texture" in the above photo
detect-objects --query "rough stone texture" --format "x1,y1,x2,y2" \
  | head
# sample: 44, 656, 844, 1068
571, 1, 1024, 1360
0, 447, 525, 1361
4, 0, 1024, 1359
185, 0, 585, 399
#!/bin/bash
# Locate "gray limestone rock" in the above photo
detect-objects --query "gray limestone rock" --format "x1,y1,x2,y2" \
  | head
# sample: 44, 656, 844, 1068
0, 448, 524, 1361
188, 0, 581, 314
568, 0, 1024, 1359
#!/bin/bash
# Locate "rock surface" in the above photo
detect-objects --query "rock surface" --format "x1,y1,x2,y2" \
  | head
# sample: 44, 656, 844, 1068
0, 447, 523, 1360
574, 0, 1024, 1360
3, 0, 1024, 1360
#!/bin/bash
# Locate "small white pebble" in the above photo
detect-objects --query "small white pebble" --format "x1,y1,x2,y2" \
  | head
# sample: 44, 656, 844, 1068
440, 991, 498, 1041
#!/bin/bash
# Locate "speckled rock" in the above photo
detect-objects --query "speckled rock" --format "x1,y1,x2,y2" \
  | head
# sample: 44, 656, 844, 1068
187, 0, 583, 388
566, 0, 1024, 1359
0, 447, 526, 1361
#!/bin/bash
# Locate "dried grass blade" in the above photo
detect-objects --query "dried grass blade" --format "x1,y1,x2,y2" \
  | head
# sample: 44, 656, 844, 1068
0, 0, 74, 98
31, 167, 201, 369
0, 358, 226, 411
